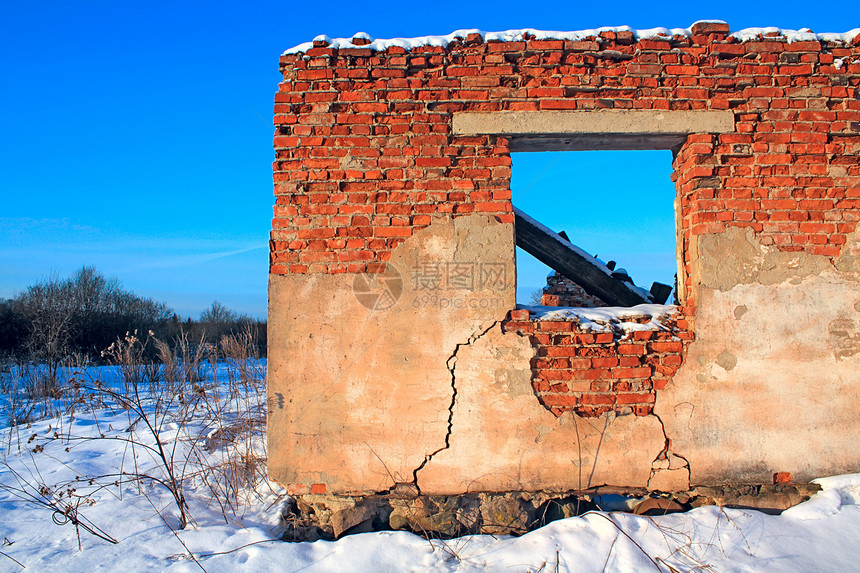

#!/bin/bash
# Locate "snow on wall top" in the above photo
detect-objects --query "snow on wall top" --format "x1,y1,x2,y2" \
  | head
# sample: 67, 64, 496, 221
283, 22, 860, 55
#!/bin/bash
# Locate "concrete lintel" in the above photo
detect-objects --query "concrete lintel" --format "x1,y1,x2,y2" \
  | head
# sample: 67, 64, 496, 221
507, 134, 688, 152
453, 110, 735, 138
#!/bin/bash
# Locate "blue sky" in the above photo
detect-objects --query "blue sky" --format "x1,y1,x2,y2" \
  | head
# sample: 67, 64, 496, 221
512, 150, 676, 302
2, 1, 856, 318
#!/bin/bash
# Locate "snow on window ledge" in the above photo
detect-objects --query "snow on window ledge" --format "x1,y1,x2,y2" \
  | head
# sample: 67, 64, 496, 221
518, 303, 683, 333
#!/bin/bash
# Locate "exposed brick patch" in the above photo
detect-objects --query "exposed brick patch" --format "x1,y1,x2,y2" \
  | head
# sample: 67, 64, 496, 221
310, 483, 328, 494
503, 309, 693, 417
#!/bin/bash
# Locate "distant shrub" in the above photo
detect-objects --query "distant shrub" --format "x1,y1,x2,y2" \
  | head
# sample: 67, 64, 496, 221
1, 268, 266, 369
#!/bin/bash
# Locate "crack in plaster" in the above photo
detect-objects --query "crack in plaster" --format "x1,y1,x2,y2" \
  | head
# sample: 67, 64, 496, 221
647, 410, 691, 490
515, 322, 691, 491
410, 320, 501, 493
394, 312, 690, 494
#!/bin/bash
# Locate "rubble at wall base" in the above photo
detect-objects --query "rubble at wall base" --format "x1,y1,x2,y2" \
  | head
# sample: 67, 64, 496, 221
277, 482, 821, 541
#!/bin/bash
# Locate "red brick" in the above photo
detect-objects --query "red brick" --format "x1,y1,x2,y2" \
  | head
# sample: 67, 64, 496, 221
310, 483, 327, 494
691, 21, 729, 35
570, 368, 611, 381
565, 40, 599, 51
374, 227, 412, 238
580, 394, 615, 405
505, 321, 535, 334
550, 346, 587, 358
616, 392, 656, 405
540, 99, 578, 110
632, 331, 654, 341
288, 483, 309, 495
544, 369, 573, 381
539, 321, 573, 332
612, 366, 652, 379
665, 65, 700, 75
508, 309, 530, 321
649, 341, 684, 353
540, 394, 577, 407
710, 43, 744, 56
532, 380, 550, 392
488, 41, 526, 52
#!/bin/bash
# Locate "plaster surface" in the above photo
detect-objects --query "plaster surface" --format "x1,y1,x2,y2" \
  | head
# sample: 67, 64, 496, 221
695, 226, 833, 290
658, 228, 860, 484
418, 323, 669, 494
268, 215, 516, 494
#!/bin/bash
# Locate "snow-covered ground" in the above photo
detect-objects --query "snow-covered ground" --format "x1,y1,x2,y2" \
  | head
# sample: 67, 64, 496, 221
3, 365, 860, 572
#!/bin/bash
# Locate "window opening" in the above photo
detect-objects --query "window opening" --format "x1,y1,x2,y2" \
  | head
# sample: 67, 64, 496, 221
511, 150, 677, 308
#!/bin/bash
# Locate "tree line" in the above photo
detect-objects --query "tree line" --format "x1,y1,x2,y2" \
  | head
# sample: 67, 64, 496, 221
0, 267, 266, 366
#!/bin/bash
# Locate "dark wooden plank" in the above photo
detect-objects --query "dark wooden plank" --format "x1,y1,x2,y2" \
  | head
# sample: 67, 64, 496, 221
649, 282, 673, 305
514, 207, 651, 307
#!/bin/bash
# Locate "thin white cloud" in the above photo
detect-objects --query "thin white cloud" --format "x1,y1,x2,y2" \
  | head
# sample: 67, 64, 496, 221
0, 217, 100, 240
117, 245, 266, 272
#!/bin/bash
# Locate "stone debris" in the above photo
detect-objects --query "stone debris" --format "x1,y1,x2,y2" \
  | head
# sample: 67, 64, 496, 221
279, 482, 821, 541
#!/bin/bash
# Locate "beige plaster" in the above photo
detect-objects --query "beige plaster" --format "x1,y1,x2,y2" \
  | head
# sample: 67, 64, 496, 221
417, 323, 669, 494
694, 226, 833, 291
659, 227, 860, 484
268, 214, 516, 494
269, 212, 860, 494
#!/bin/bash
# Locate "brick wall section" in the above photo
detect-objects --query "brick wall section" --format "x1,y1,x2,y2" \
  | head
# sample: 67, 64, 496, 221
273, 22, 860, 303
540, 273, 608, 308
503, 309, 693, 417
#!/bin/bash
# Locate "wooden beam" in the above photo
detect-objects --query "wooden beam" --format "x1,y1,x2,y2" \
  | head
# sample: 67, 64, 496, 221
514, 207, 651, 307
649, 282, 673, 305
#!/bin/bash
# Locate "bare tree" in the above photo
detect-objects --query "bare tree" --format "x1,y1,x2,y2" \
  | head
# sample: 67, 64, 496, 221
200, 301, 239, 325
18, 275, 73, 386
12, 267, 172, 363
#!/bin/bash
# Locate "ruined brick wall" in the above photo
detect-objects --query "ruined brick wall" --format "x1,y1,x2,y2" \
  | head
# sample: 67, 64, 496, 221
270, 23, 860, 496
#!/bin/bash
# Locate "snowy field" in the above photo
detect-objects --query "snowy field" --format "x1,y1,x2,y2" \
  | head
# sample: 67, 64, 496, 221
2, 364, 860, 572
